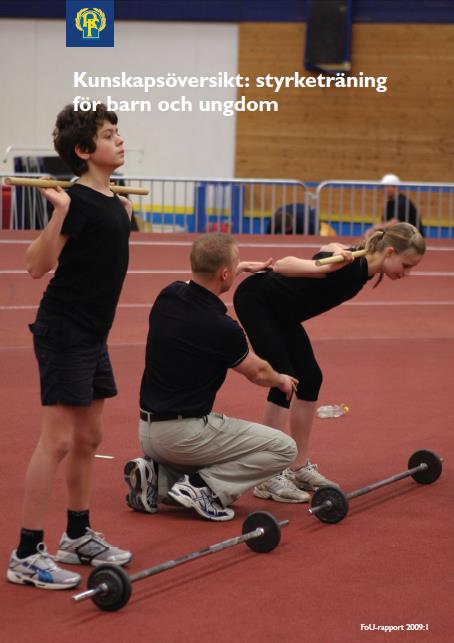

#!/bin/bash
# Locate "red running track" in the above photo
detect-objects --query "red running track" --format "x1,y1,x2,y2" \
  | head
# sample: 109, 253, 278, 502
0, 231, 453, 643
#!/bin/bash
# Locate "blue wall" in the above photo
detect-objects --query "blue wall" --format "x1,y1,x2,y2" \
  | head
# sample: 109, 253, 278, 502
0, 1, 453, 23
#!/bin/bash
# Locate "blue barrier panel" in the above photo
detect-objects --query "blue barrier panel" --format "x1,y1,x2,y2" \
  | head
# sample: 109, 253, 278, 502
231, 184, 244, 234
194, 183, 207, 233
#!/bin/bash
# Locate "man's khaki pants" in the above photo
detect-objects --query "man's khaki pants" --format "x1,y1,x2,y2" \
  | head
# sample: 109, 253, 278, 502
139, 411, 297, 508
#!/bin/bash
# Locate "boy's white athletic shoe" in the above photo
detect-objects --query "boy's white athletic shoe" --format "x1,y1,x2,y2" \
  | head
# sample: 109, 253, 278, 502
56, 528, 132, 567
253, 473, 311, 503
7, 543, 81, 590
285, 461, 340, 491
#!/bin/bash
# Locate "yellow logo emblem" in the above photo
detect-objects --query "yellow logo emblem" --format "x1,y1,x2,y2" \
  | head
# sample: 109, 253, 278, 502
75, 7, 106, 39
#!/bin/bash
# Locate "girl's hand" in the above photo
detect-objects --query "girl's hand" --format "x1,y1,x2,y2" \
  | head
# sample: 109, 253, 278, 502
324, 249, 355, 271
118, 195, 133, 219
337, 249, 354, 263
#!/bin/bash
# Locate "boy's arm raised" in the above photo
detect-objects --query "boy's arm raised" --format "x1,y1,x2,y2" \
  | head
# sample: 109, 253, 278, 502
25, 186, 70, 279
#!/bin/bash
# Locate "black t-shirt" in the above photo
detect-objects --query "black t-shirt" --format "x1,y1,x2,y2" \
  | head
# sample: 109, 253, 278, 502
235, 253, 370, 321
386, 194, 423, 235
40, 184, 130, 336
140, 281, 249, 416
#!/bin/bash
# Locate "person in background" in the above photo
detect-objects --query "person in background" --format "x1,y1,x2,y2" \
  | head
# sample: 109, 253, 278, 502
365, 174, 423, 237
266, 204, 317, 235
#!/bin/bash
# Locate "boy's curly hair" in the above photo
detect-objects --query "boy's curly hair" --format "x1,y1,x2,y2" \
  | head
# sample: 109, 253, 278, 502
53, 103, 118, 176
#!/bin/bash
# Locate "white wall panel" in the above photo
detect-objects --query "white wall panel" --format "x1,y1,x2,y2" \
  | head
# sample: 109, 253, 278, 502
0, 19, 238, 177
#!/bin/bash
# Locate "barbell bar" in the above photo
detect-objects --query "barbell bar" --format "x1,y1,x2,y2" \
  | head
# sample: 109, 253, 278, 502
3, 176, 149, 196
308, 449, 443, 524
72, 511, 288, 612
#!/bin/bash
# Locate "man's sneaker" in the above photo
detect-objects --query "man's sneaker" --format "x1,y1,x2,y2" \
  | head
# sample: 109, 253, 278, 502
56, 529, 132, 567
7, 543, 81, 590
285, 461, 340, 492
253, 473, 310, 503
168, 474, 235, 522
124, 456, 158, 514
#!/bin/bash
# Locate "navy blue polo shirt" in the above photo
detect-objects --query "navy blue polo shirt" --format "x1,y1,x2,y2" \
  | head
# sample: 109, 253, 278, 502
140, 280, 249, 417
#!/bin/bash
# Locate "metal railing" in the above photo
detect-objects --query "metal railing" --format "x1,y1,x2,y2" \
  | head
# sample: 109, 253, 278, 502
1, 173, 53, 230
2, 173, 454, 238
110, 175, 312, 235
0, 174, 312, 235
316, 180, 454, 239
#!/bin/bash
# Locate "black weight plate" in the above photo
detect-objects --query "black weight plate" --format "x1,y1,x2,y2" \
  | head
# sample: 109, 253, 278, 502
242, 511, 281, 553
408, 449, 443, 485
311, 486, 349, 524
88, 564, 132, 612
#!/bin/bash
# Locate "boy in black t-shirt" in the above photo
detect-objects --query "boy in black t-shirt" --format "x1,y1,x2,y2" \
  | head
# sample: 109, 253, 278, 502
7, 104, 132, 590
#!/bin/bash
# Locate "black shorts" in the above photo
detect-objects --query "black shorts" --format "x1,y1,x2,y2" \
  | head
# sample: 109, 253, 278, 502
234, 278, 323, 407
30, 313, 117, 406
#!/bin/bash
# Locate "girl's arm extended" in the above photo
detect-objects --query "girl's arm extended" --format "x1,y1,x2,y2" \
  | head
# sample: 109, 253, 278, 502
273, 249, 354, 276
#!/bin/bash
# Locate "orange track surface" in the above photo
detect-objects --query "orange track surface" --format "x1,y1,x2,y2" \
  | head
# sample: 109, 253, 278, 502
0, 231, 453, 643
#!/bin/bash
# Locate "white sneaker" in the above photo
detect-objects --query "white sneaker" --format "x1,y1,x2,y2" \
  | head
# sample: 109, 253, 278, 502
124, 456, 158, 513
253, 473, 310, 503
286, 461, 339, 491
168, 474, 235, 521
56, 528, 132, 567
7, 543, 81, 590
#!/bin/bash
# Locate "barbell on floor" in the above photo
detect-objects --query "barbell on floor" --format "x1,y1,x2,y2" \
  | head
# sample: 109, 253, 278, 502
72, 511, 288, 612
308, 449, 443, 524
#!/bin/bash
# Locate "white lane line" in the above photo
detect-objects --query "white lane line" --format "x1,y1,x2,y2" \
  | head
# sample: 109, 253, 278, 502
1, 269, 454, 277
1, 238, 454, 251
0, 269, 193, 275
2, 336, 454, 352
343, 300, 454, 306
2, 300, 454, 312
0, 305, 37, 309
412, 271, 454, 277
127, 269, 191, 274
